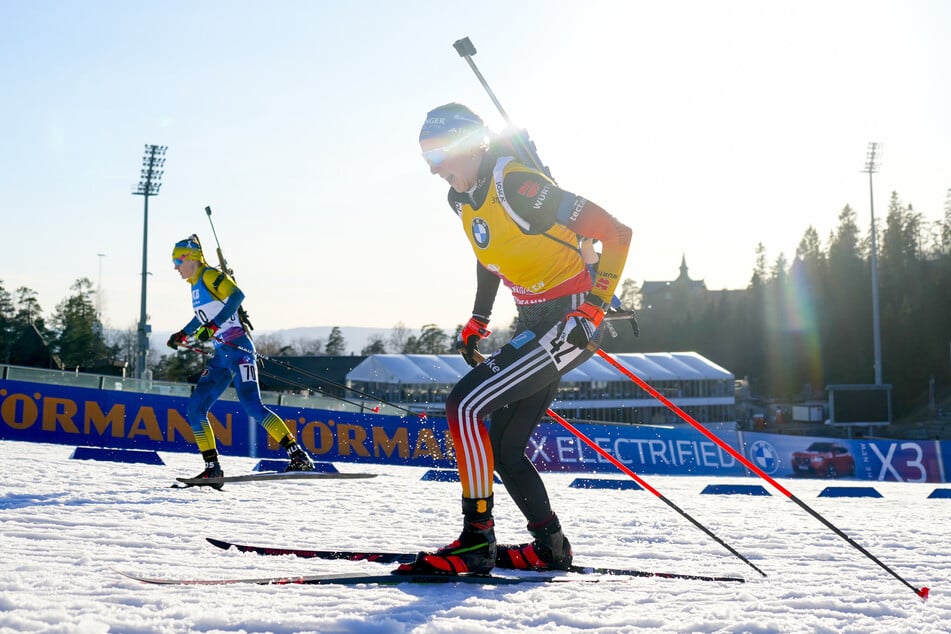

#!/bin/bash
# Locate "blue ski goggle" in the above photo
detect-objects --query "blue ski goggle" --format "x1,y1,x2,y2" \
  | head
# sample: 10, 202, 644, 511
421, 128, 484, 167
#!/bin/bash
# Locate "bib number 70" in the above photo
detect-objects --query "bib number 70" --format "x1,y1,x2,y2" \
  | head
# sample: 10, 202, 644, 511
238, 362, 258, 383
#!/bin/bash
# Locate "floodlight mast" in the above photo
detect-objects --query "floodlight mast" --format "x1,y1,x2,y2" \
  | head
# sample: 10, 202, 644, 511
863, 142, 883, 385
132, 144, 167, 379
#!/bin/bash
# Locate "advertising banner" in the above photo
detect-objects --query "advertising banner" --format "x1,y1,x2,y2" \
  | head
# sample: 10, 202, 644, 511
2, 378, 946, 481
528, 422, 747, 475
739, 432, 945, 483
1, 379, 744, 476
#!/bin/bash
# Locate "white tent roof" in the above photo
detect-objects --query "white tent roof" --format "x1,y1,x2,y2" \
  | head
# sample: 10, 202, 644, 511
346, 355, 436, 384
347, 352, 733, 385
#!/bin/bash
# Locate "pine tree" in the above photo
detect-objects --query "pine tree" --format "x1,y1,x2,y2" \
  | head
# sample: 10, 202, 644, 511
361, 335, 387, 355
0, 280, 15, 363
152, 349, 206, 382
10, 286, 55, 367
324, 326, 346, 355
50, 278, 113, 369
415, 324, 450, 353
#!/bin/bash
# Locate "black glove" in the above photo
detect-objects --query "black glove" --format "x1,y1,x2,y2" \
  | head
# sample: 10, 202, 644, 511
195, 321, 219, 342
166, 330, 187, 350
456, 316, 491, 367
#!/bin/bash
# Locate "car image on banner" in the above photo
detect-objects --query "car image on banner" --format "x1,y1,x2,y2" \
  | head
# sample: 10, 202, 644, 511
791, 441, 856, 478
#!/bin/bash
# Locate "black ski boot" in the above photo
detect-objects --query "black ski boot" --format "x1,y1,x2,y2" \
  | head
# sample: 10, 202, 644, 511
284, 443, 315, 472
395, 496, 496, 575
191, 460, 224, 490
496, 513, 573, 571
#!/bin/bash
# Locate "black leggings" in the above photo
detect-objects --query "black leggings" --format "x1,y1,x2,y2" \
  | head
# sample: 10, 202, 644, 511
445, 294, 596, 524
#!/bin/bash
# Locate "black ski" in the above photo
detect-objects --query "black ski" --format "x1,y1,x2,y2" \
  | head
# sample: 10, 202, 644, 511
206, 537, 745, 583
116, 569, 590, 586
174, 471, 376, 488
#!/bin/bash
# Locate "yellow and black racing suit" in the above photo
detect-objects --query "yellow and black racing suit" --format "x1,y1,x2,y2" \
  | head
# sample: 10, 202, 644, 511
445, 148, 631, 524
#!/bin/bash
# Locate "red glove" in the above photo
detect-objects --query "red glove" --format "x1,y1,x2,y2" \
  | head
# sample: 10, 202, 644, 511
561, 301, 605, 349
166, 330, 187, 350
457, 316, 491, 367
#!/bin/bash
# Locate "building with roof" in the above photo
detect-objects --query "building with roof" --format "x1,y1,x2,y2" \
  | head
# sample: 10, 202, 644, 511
639, 255, 746, 318
346, 352, 736, 426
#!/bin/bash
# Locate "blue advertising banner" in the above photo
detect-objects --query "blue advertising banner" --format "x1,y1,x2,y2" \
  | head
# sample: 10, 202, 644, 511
738, 432, 946, 483
1, 379, 745, 476
3, 378, 947, 482
527, 422, 747, 476
0, 379, 455, 467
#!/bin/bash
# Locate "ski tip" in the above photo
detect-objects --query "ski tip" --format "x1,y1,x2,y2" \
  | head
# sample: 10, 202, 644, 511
206, 537, 231, 550
917, 586, 930, 600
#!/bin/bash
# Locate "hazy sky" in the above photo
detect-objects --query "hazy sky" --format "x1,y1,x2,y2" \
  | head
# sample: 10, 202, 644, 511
2, 1, 949, 336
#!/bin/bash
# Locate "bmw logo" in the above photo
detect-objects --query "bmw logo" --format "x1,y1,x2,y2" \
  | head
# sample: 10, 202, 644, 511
748, 440, 780, 474
471, 218, 490, 248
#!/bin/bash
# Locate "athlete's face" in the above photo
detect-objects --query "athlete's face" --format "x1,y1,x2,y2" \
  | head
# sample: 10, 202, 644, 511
174, 258, 199, 281
421, 138, 481, 193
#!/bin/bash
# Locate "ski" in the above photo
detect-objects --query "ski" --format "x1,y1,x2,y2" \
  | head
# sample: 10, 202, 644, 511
116, 569, 589, 586
174, 471, 377, 487
206, 537, 745, 583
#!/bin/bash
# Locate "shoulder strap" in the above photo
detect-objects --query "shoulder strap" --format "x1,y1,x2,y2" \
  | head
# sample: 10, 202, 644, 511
493, 157, 581, 255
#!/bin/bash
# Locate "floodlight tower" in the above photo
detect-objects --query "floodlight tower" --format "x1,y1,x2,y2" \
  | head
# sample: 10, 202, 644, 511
863, 142, 883, 385
132, 144, 166, 379
96, 253, 106, 319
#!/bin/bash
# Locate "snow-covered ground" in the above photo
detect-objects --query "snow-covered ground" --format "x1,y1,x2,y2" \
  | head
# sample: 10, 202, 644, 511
0, 440, 947, 633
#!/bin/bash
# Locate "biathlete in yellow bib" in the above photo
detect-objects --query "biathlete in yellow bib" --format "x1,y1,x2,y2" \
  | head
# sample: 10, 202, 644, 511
396, 103, 632, 575
168, 235, 315, 487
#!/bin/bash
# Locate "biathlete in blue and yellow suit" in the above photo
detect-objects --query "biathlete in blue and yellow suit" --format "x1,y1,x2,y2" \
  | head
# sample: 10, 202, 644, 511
167, 235, 315, 486
396, 103, 632, 576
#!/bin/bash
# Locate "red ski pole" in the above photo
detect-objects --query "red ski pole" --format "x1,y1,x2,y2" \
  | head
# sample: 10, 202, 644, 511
596, 349, 929, 599
544, 405, 766, 577
470, 350, 764, 576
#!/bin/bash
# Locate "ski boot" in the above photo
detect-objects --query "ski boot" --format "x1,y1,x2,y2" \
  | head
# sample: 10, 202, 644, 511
496, 513, 573, 571
394, 496, 496, 576
191, 460, 224, 490
285, 444, 315, 472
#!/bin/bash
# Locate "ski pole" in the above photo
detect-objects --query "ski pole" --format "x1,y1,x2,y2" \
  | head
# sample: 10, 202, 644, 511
546, 405, 765, 577
173, 341, 378, 413
213, 337, 425, 419
469, 351, 764, 576
595, 348, 929, 599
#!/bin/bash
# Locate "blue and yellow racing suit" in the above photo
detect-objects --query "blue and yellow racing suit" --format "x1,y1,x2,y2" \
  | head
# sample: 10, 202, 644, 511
178, 266, 295, 457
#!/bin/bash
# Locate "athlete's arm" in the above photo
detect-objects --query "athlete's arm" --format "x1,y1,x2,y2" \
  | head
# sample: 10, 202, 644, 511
562, 199, 631, 305
182, 316, 202, 336
471, 262, 501, 322
201, 269, 246, 325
